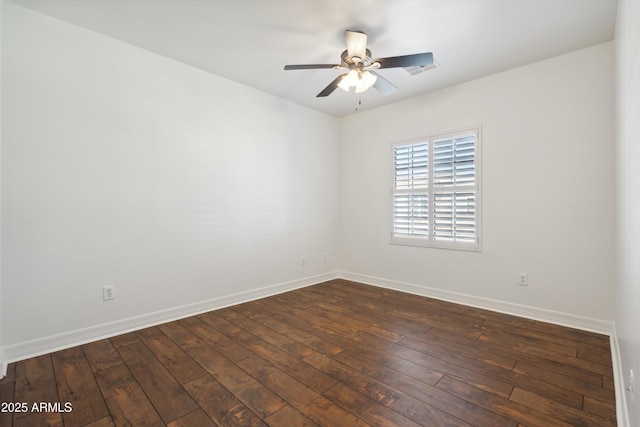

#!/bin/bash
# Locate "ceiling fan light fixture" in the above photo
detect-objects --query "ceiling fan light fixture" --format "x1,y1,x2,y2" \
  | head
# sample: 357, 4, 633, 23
339, 69, 377, 93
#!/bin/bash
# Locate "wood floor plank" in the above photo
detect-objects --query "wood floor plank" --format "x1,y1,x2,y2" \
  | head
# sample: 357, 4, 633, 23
267, 291, 319, 310
331, 284, 482, 328
427, 324, 608, 382
183, 375, 266, 426
178, 316, 253, 362
374, 301, 485, 338
399, 332, 517, 371
264, 404, 320, 427
159, 320, 287, 419
311, 281, 384, 301
435, 375, 573, 427
279, 304, 363, 339
213, 308, 317, 359
583, 395, 617, 420
165, 409, 217, 427
135, 326, 208, 385
304, 303, 385, 337
243, 299, 318, 332
498, 366, 584, 409
509, 387, 615, 426
51, 346, 110, 427
13, 355, 63, 427
322, 382, 423, 427
480, 319, 604, 355
603, 375, 615, 390
303, 351, 406, 407
1, 279, 617, 426
83, 416, 115, 426
198, 311, 338, 394
479, 327, 579, 358
236, 354, 371, 427
316, 288, 434, 338
92, 363, 164, 427
577, 346, 613, 367
350, 345, 445, 389
402, 333, 585, 409
519, 320, 611, 349
114, 340, 199, 423
82, 339, 124, 372
333, 350, 516, 427
0, 363, 16, 384
355, 332, 516, 398
305, 294, 427, 343
512, 361, 616, 402
231, 303, 345, 356
0, 373, 15, 427
110, 332, 140, 349
303, 352, 471, 427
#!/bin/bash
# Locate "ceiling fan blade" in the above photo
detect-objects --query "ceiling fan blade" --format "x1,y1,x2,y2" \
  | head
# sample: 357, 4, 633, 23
317, 74, 346, 97
284, 64, 340, 70
370, 71, 397, 96
346, 30, 367, 59
373, 52, 433, 69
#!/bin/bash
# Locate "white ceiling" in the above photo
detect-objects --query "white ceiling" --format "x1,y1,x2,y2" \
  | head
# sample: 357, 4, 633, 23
10, 0, 617, 117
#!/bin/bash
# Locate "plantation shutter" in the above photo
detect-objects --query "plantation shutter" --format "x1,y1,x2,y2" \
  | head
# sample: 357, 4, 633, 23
432, 134, 477, 243
392, 129, 480, 250
393, 143, 429, 238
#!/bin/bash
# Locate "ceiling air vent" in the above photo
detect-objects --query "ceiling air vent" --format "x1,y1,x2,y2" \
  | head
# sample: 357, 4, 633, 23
404, 62, 438, 76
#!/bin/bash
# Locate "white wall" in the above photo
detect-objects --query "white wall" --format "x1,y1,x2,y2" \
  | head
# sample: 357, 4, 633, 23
0, 1, 620, 376
1, 4, 339, 350
616, 0, 640, 424
339, 42, 615, 323
0, 0, 4, 375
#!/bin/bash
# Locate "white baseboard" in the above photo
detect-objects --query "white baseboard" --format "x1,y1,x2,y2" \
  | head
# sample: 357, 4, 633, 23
4, 270, 613, 366
338, 271, 615, 335
610, 326, 630, 427
2, 271, 338, 366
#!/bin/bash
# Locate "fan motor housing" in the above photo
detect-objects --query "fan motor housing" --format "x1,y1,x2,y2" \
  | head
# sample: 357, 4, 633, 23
341, 49, 373, 69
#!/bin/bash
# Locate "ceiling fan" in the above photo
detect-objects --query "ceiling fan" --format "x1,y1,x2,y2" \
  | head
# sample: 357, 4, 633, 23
284, 30, 434, 98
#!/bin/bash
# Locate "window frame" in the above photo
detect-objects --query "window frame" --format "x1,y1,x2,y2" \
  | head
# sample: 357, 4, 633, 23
391, 127, 482, 252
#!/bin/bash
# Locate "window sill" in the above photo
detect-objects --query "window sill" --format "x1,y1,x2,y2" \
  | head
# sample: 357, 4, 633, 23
390, 237, 481, 252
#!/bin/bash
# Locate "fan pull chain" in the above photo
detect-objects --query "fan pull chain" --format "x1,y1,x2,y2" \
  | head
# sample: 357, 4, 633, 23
355, 96, 362, 112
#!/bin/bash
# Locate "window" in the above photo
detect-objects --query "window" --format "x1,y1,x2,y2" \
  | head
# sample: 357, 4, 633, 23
392, 127, 481, 251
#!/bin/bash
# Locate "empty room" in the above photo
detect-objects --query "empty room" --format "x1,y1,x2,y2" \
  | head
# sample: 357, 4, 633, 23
1, 0, 639, 426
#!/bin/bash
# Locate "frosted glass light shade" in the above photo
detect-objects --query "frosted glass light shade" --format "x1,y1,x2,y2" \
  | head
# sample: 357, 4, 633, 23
338, 70, 377, 93
355, 71, 377, 93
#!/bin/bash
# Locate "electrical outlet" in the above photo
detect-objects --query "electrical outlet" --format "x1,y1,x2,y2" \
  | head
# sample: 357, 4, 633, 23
323, 253, 328, 263
518, 273, 528, 286
103, 285, 115, 301
301, 256, 306, 266
627, 369, 635, 396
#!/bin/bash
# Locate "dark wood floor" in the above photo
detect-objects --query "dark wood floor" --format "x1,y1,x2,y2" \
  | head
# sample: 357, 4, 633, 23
0, 279, 616, 426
